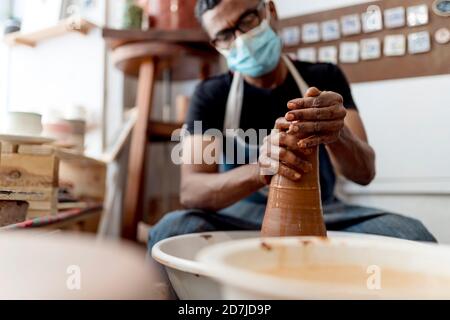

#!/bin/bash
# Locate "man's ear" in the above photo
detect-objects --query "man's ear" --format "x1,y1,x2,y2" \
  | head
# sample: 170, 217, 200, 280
267, 1, 278, 22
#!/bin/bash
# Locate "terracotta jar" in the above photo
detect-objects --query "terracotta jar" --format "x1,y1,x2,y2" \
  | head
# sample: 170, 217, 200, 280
148, 0, 200, 30
261, 146, 327, 237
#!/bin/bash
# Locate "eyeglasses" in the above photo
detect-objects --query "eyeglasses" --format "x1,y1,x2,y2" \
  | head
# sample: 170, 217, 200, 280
211, 2, 266, 50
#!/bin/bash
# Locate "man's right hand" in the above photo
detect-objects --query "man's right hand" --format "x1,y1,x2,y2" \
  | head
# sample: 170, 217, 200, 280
257, 117, 313, 185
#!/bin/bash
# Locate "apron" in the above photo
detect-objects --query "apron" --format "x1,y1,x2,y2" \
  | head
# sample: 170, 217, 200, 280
218, 55, 387, 226
221, 55, 312, 203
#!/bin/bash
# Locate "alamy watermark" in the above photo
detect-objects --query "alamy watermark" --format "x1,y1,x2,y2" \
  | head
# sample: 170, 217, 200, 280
366, 265, 382, 290
66, 265, 81, 291
65, 2, 82, 31
170, 121, 280, 176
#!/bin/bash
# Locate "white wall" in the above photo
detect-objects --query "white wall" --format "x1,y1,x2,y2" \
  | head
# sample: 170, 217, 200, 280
4, 31, 105, 156
1, 0, 108, 157
273, 0, 450, 243
274, 0, 374, 17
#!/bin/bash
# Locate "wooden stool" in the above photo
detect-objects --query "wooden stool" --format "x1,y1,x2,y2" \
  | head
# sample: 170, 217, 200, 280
104, 29, 220, 240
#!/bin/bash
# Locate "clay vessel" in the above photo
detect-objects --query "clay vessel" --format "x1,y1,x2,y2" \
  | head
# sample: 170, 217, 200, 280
148, 0, 200, 30
262, 146, 326, 237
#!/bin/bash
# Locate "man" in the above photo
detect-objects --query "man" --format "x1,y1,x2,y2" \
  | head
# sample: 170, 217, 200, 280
148, 0, 435, 247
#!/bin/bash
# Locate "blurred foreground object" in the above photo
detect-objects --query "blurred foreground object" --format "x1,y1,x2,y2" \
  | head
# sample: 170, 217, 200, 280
2, 18, 21, 35
0, 201, 28, 227
0, 232, 171, 299
123, 0, 144, 29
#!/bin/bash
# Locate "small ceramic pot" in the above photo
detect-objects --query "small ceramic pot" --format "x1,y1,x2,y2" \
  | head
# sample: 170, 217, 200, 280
148, 0, 200, 30
2, 112, 43, 136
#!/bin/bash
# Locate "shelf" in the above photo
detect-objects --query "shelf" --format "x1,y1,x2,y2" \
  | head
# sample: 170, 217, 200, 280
102, 28, 210, 49
4, 18, 97, 47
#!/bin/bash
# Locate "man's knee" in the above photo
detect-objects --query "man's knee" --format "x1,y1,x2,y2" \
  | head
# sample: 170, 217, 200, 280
345, 214, 437, 243
393, 215, 437, 243
148, 210, 214, 249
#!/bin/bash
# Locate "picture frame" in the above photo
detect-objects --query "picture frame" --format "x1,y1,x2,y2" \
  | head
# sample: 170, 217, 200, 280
407, 4, 429, 27
297, 47, 317, 63
281, 26, 301, 46
362, 5, 383, 33
384, 34, 406, 56
360, 38, 381, 60
341, 14, 361, 36
384, 7, 406, 29
318, 46, 338, 64
433, 0, 450, 17
435, 27, 450, 44
408, 31, 431, 54
321, 20, 340, 42
302, 23, 321, 43
339, 42, 360, 63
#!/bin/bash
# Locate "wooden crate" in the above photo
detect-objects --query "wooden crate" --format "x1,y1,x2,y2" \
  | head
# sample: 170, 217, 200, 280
0, 201, 28, 227
0, 142, 59, 217
58, 152, 106, 202
0, 141, 107, 221
12, 144, 107, 201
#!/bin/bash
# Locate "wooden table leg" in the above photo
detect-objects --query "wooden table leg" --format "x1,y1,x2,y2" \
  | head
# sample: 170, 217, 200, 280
122, 58, 156, 240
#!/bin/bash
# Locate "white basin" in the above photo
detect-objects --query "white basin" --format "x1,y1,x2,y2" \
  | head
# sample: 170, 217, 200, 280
198, 236, 450, 300
151, 230, 403, 299
152, 231, 259, 299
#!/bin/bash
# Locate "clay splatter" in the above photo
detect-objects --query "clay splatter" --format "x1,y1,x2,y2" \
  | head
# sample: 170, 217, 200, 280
200, 234, 212, 240
261, 242, 272, 251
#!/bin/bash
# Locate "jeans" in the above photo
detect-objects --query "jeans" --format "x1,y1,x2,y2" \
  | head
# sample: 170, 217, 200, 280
148, 200, 437, 249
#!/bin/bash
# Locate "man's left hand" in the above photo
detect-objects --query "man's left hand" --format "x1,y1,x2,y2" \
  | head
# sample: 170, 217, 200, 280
285, 87, 347, 149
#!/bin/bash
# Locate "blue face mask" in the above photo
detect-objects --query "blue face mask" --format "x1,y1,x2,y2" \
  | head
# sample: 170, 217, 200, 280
219, 20, 282, 78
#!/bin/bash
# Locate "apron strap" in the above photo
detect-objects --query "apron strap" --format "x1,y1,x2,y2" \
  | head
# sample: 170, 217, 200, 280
224, 55, 310, 131
224, 72, 244, 131
222, 55, 311, 200
281, 55, 309, 97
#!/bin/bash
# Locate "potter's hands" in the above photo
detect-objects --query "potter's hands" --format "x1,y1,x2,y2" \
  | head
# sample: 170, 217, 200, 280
257, 117, 313, 185
285, 87, 347, 148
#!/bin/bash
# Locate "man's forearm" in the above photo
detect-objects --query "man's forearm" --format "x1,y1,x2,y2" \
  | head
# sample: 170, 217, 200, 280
180, 164, 265, 211
326, 125, 376, 185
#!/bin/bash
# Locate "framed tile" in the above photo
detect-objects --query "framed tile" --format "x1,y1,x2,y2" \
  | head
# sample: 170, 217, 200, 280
407, 4, 429, 27
362, 5, 383, 33
340, 42, 360, 63
321, 20, 340, 41
360, 38, 381, 60
318, 46, 338, 64
384, 7, 406, 29
408, 31, 431, 54
297, 47, 317, 63
384, 34, 406, 56
281, 26, 301, 46
302, 23, 321, 43
341, 14, 361, 36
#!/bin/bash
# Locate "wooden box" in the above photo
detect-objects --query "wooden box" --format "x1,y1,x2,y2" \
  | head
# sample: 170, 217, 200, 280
0, 142, 59, 218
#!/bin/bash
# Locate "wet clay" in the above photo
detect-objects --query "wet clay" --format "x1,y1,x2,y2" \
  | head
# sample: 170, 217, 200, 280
258, 265, 450, 295
262, 146, 326, 237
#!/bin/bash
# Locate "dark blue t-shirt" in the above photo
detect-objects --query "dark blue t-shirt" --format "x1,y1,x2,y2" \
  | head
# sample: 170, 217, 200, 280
185, 60, 357, 205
